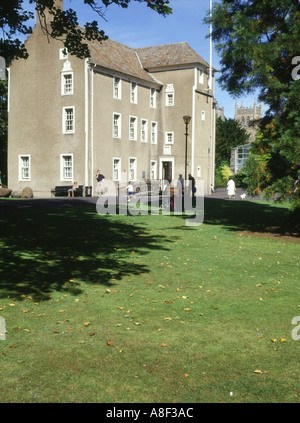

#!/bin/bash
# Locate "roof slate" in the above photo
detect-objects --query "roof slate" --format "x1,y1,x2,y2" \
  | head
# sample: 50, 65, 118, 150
136, 42, 209, 70
87, 39, 209, 83
88, 38, 155, 83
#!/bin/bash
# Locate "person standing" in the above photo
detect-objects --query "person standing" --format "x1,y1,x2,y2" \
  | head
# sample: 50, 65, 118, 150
177, 174, 184, 196
96, 170, 105, 197
188, 173, 196, 198
227, 176, 236, 199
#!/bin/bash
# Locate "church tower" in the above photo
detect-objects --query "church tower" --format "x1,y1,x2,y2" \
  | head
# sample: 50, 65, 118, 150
234, 99, 262, 142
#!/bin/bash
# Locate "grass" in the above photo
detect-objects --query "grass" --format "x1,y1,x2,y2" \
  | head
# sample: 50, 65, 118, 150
0, 198, 299, 403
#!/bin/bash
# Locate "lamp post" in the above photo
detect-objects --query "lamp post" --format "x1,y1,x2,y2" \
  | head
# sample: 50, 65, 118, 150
183, 115, 191, 185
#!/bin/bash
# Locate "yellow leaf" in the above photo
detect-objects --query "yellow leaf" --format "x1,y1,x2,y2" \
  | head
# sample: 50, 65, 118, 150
184, 308, 191, 311
184, 373, 189, 378
22, 310, 29, 313
59, 310, 65, 313
74, 299, 79, 303
254, 369, 263, 374
83, 322, 90, 327
161, 343, 168, 347
9, 303, 16, 307
271, 339, 277, 343
280, 338, 286, 343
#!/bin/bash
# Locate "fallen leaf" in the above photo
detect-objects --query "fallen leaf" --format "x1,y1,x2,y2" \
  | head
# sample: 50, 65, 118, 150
89, 332, 96, 336
280, 338, 286, 343
184, 374, 189, 378
53, 330, 60, 333
254, 369, 263, 374
161, 343, 168, 347
107, 340, 113, 346
83, 322, 90, 327
22, 310, 29, 313
184, 308, 191, 311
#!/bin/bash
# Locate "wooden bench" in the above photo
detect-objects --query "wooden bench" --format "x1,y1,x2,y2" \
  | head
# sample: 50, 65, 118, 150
51, 185, 84, 197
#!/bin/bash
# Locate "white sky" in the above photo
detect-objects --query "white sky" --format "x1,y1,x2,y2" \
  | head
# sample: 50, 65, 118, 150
24, 0, 265, 118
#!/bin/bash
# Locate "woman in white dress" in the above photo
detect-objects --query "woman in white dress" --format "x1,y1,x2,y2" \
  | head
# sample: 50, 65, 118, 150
227, 177, 236, 199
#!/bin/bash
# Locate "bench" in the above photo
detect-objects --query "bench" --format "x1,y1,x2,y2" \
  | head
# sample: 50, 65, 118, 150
51, 185, 84, 197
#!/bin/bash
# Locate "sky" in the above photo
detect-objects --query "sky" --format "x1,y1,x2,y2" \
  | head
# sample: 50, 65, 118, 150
25, 0, 265, 118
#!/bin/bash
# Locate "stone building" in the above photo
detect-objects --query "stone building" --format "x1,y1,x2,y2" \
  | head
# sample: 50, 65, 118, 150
230, 99, 262, 173
7, 0, 217, 197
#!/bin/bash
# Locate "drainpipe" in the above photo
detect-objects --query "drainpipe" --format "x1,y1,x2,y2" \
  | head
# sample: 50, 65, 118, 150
84, 58, 89, 187
191, 67, 197, 178
90, 65, 95, 191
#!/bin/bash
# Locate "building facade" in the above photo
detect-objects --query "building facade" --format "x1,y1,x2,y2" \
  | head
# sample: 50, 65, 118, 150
8, 1, 216, 197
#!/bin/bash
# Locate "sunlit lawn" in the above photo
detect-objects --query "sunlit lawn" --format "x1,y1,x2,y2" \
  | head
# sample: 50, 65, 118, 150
0, 198, 299, 403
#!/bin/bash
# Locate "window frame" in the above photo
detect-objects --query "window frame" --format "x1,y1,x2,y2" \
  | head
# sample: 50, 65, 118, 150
60, 153, 73, 181
130, 82, 138, 104
150, 160, 157, 180
61, 72, 74, 96
150, 88, 156, 108
59, 48, 68, 60
165, 131, 174, 144
18, 154, 31, 181
113, 157, 122, 181
62, 106, 75, 134
141, 119, 148, 143
129, 115, 138, 141
113, 77, 122, 100
112, 112, 122, 139
128, 157, 137, 181
151, 121, 158, 145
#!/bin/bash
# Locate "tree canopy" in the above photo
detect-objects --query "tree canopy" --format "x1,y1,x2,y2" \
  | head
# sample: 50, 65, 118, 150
0, 0, 172, 64
208, 0, 300, 222
215, 116, 250, 167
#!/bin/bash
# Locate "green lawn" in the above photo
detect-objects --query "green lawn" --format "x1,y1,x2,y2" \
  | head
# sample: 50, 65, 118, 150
0, 198, 299, 403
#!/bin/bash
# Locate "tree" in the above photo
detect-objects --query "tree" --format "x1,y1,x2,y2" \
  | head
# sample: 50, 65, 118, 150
208, 0, 300, 230
1, 0, 172, 64
215, 116, 249, 167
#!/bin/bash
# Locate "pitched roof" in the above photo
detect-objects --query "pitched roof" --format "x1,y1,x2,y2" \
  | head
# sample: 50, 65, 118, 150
88, 38, 156, 84
87, 39, 209, 82
136, 42, 209, 70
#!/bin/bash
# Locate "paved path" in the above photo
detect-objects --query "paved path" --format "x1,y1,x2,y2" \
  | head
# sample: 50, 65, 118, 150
0, 188, 265, 210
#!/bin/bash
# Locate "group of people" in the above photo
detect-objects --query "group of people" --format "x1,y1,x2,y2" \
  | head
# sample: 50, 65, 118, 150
176, 173, 197, 197
68, 169, 239, 201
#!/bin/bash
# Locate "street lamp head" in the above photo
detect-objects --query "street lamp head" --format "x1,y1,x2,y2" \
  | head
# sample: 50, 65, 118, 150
183, 115, 191, 125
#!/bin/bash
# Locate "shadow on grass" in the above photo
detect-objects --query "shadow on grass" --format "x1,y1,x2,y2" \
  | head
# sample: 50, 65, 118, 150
0, 201, 174, 301
174, 197, 296, 236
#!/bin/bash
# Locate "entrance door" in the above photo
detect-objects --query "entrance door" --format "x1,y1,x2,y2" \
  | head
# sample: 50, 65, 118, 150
162, 161, 172, 183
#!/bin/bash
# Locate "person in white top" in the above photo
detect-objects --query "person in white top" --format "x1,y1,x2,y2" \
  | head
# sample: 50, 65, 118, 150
227, 177, 236, 199
127, 182, 136, 202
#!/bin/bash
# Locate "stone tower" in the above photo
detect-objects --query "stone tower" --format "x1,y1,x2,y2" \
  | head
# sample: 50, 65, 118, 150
234, 99, 262, 142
